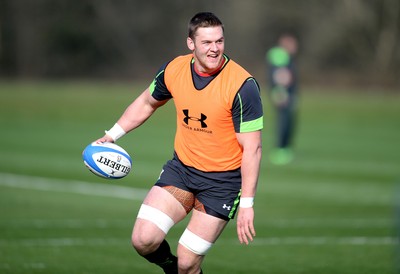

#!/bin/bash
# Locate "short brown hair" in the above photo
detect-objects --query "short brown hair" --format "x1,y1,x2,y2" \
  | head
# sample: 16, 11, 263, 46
188, 12, 224, 39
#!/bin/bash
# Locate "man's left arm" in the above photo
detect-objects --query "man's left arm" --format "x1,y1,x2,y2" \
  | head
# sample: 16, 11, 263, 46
231, 77, 263, 244
236, 130, 262, 245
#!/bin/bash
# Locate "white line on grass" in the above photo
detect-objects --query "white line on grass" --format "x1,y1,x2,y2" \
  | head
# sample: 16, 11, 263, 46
0, 173, 396, 231
248, 236, 399, 246
0, 236, 398, 247
0, 219, 133, 229
0, 172, 148, 200
0, 218, 393, 229
265, 218, 393, 228
1, 173, 398, 247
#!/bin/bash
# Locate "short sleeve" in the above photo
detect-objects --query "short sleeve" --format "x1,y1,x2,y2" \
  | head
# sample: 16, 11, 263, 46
232, 78, 264, 133
149, 62, 173, 101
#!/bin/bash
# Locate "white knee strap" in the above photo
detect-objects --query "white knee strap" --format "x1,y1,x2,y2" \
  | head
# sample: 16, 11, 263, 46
179, 228, 213, 255
137, 204, 174, 234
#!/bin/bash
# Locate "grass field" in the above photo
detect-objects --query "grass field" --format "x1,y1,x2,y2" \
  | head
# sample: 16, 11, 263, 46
0, 81, 399, 274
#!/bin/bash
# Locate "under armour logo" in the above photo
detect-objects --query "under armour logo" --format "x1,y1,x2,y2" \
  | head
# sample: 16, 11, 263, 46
183, 109, 207, 128
223, 204, 231, 211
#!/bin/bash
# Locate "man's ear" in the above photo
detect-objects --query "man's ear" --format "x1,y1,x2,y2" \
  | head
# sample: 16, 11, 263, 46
187, 37, 195, 51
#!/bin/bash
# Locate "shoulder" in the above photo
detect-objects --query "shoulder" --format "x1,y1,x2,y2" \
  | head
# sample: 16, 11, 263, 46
166, 54, 193, 69
155, 54, 192, 75
232, 77, 263, 132
240, 77, 260, 93
164, 54, 192, 79
224, 55, 252, 78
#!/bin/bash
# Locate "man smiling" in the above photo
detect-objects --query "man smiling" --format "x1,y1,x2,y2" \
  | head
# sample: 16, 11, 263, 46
95, 12, 263, 274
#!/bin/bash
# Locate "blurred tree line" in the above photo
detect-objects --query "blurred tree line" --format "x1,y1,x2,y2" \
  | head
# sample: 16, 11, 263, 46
0, 0, 399, 88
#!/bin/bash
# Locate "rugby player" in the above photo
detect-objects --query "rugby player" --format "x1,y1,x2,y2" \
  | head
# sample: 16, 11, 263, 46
96, 12, 263, 274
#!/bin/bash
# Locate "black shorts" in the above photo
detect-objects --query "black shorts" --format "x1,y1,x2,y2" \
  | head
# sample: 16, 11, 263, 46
155, 153, 242, 220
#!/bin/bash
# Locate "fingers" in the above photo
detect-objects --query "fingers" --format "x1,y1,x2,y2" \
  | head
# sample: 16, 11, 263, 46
95, 135, 114, 144
236, 208, 256, 245
238, 222, 255, 245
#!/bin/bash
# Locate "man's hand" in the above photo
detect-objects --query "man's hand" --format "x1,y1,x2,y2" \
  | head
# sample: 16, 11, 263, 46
236, 207, 256, 245
95, 135, 114, 144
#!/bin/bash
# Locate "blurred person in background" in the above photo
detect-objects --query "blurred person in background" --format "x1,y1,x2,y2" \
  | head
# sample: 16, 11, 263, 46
266, 34, 299, 165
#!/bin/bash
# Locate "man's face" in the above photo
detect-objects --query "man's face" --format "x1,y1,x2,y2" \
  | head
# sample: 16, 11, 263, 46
187, 26, 225, 74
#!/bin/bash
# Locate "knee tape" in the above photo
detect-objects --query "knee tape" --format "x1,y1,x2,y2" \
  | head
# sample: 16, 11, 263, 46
137, 204, 174, 234
179, 229, 213, 255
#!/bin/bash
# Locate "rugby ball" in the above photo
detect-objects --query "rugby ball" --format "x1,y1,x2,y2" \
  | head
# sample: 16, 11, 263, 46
82, 142, 132, 179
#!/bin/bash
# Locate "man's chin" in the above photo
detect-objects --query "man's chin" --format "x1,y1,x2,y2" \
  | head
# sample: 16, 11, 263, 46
206, 59, 222, 70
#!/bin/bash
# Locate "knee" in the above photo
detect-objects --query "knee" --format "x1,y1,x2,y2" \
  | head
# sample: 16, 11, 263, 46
177, 243, 206, 273
131, 230, 159, 255
177, 255, 201, 273
177, 228, 212, 272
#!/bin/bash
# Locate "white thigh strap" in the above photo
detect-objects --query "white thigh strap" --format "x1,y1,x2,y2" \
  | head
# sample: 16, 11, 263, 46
179, 228, 213, 255
137, 204, 174, 234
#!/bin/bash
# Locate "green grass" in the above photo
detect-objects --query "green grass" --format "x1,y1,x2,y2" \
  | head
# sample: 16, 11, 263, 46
0, 81, 399, 273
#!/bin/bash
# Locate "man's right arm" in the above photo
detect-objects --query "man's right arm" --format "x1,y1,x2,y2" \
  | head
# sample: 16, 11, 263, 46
96, 62, 172, 144
116, 88, 169, 134
97, 88, 169, 143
